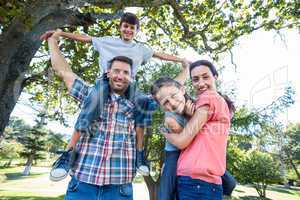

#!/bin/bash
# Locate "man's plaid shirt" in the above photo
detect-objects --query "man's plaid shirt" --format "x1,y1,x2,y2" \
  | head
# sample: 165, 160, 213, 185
70, 78, 136, 186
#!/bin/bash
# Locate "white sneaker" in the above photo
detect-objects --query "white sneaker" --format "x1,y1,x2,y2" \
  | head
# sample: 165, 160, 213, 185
137, 165, 150, 176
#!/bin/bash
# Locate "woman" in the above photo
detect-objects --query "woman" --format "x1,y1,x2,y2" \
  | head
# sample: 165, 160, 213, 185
151, 60, 234, 199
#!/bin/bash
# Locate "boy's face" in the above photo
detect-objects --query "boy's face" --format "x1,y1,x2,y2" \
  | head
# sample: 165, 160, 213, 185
119, 22, 138, 42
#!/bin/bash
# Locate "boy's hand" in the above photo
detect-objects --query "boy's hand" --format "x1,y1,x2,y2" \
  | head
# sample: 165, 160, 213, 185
40, 30, 55, 40
40, 29, 62, 41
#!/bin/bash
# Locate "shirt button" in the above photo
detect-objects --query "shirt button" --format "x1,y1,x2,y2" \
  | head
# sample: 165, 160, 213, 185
197, 185, 200, 189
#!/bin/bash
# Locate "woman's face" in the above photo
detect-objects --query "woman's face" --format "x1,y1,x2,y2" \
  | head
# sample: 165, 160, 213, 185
155, 85, 186, 114
191, 65, 217, 95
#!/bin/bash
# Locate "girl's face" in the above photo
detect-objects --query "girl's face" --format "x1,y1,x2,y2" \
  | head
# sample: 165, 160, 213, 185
191, 65, 217, 95
155, 85, 186, 114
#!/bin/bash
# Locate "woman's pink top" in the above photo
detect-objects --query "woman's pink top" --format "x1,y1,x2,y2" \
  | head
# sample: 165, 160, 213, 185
177, 90, 231, 184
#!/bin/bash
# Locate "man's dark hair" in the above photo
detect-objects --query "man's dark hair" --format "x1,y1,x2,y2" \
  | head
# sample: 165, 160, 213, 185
108, 56, 133, 71
120, 12, 140, 30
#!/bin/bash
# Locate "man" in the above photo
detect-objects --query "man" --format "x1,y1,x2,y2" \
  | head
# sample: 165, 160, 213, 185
48, 32, 137, 200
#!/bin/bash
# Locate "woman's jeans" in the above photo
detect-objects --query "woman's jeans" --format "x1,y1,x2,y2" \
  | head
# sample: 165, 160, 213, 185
177, 176, 223, 200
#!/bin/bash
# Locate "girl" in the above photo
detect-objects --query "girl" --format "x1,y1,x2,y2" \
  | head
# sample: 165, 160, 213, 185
151, 60, 235, 200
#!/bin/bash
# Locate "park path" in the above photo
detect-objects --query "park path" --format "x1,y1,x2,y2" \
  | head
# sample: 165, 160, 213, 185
0, 167, 149, 200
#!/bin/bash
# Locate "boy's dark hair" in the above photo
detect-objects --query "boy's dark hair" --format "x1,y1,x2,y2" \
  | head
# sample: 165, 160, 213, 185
190, 59, 235, 113
108, 56, 133, 71
120, 12, 140, 30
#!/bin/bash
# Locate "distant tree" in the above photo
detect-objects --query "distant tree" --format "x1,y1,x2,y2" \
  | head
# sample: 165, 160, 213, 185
19, 126, 47, 175
0, 140, 22, 167
45, 131, 67, 156
282, 123, 300, 180
239, 150, 282, 198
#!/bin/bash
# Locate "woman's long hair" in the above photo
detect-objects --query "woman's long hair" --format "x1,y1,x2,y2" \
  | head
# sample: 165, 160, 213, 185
190, 60, 235, 113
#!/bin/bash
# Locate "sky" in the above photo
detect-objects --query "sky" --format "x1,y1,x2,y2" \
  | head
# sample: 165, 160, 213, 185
11, 28, 300, 135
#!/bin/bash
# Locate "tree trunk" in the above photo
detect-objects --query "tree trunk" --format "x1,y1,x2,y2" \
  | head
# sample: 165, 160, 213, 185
289, 159, 300, 180
144, 176, 159, 200
23, 156, 33, 176
0, 2, 93, 136
0, 0, 164, 137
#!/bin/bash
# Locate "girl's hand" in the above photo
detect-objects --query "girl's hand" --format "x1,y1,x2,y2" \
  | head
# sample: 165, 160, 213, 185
185, 99, 195, 117
181, 58, 190, 69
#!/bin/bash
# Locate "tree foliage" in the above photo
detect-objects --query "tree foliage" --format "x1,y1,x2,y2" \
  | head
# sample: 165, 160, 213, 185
239, 150, 282, 198
0, 1, 299, 199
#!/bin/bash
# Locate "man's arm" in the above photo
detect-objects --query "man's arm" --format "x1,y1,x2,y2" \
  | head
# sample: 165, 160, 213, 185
164, 106, 209, 149
48, 35, 77, 91
41, 30, 92, 42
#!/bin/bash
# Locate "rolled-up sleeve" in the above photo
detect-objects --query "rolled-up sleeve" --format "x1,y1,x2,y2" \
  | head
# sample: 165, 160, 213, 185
69, 78, 91, 104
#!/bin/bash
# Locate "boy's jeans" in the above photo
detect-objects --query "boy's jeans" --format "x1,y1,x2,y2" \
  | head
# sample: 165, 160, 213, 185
157, 150, 180, 200
177, 176, 223, 200
64, 176, 133, 200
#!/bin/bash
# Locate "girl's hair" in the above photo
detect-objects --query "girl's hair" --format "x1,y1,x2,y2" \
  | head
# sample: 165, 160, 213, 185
190, 60, 235, 113
151, 76, 193, 101
120, 12, 140, 30
151, 76, 181, 96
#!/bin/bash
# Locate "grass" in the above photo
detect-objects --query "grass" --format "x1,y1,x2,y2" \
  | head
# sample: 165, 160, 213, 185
0, 191, 64, 200
0, 166, 300, 200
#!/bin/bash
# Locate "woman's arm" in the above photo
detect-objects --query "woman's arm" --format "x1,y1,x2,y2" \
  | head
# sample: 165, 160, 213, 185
164, 106, 209, 149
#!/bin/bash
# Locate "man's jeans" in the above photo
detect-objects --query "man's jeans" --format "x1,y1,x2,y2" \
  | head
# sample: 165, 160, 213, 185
64, 176, 133, 200
157, 151, 180, 200
177, 176, 223, 200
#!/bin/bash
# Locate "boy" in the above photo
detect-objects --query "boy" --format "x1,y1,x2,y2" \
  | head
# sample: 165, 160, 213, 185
41, 12, 186, 180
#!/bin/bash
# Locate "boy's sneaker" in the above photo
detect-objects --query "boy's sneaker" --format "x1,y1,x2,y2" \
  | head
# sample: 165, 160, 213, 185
136, 149, 150, 176
49, 148, 77, 182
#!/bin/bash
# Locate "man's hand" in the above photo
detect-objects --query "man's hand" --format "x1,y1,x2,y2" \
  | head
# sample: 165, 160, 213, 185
41, 29, 62, 41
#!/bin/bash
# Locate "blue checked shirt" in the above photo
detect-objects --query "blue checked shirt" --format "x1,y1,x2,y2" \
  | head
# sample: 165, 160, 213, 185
70, 78, 136, 186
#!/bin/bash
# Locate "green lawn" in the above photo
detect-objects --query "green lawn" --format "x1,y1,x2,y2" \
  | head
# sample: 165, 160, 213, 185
0, 166, 300, 200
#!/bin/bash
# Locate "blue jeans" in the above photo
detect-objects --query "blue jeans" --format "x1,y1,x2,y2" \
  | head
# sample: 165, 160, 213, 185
177, 176, 223, 200
221, 170, 236, 196
157, 151, 180, 200
64, 176, 133, 200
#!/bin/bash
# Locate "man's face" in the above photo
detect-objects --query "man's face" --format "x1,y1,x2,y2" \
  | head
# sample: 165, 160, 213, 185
107, 60, 132, 95
119, 22, 138, 42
